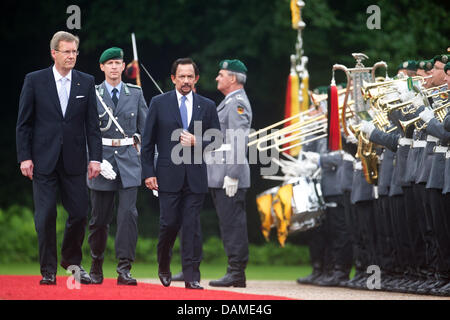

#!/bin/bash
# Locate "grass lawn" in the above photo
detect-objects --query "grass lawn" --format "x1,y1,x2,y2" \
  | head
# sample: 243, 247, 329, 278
0, 262, 315, 281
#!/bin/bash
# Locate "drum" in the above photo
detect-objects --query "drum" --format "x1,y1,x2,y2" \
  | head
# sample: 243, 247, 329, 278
289, 176, 326, 234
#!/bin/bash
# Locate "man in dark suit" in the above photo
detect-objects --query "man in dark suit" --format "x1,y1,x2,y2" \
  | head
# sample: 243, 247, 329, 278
141, 58, 221, 289
16, 31, 102, 285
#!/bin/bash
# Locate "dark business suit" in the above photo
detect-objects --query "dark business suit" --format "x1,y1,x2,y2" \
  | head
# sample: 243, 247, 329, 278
16, 66, 102, 276
141, 89, 220, 283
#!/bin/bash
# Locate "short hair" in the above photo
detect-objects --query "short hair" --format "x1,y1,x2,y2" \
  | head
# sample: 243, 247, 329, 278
171, 58, 199, 77
50, 31, 79, 51
227, 70, 247, 85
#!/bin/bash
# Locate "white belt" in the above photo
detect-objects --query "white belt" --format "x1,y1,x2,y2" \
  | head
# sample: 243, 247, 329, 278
398, 138, 412, 146
434, 146, 448, 153
446, 150, 450, 159
426, 135, 439, 143
412, 140, 427, 148
102, 137, 134, 146
354, 161, 363, 171
343, 153, 355, 162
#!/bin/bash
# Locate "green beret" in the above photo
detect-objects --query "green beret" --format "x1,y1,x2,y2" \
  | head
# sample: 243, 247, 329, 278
99, 47, 124, 64
418, 59, 434, 71
445, 62, 450, 74
406, 60, 418, 71
432, 54, 450, 64
398, 61, 408, 70
219, 59, 247, 74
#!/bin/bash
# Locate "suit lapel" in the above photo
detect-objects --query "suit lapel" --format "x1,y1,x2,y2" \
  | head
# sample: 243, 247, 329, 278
169, 90, 183, 128
188, 92, 202, 132
46, 67, 64, 118
65, 70, 81, 117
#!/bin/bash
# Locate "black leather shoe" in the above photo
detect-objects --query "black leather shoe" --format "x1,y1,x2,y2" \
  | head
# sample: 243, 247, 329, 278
78, 266, 92, 284
209, 272, 246, 288
316, 270, 349, 287
90, 258, 104, 284
158, 271, 172, 287
40, 274, 56, 285
297, 269, 322, 285
185, 281, 203, 289
90, 272, 104, 284
172, 271, 185, 282
117, 272, 137, 286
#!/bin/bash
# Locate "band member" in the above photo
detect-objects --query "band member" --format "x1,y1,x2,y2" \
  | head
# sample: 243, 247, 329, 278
87, 47, 148, 285
141, 58, 221, 289
16, 31, 102, 285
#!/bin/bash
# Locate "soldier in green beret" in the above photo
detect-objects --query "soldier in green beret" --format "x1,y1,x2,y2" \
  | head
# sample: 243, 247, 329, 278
206, 59, 252, 288
87, 47, 148, 285
430, 54, 450, 87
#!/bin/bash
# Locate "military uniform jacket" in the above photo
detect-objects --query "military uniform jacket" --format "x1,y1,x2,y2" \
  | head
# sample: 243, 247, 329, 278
320, 152, 343, 197
207, 89, 252, 189
87, 81, 148, 191
425, 117, 450, 190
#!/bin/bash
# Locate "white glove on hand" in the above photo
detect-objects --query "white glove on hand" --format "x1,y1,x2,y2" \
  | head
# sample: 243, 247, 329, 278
100, 159, 116, 180
281, 159, 318, 177
419, 108, 434, 123
303, 151, 320, 165
223, 176, 239, 197
360, 120, 375, 137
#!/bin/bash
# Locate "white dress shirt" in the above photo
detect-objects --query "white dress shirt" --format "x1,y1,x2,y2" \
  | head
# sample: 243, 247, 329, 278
175, 89, 193, 126
52, 65, 72, 99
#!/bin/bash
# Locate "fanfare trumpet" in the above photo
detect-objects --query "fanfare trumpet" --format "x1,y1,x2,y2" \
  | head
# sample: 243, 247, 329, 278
385, 89, 449, 114
360, 75, 431, 100
398, 101, 450, 132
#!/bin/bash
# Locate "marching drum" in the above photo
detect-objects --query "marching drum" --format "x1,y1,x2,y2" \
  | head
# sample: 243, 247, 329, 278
289, 176, 326, 234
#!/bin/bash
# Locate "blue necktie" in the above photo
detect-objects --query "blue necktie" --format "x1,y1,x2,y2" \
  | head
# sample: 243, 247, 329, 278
59, 77, 69, 117
180, 95, 188, 130
111, 88, 119, 107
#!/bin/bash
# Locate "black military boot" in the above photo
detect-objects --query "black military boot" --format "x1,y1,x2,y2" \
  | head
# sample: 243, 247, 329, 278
297, 263, 322, 285
209, 265, 246, 288
90, 257, 104, 284
117, 259, 137, 286
316, 266, 349, 287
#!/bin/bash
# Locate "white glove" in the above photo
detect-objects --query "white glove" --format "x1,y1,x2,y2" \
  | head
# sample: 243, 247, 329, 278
100, 159, 117, 180
281, 159, 318, 177
345, 132, 358, 145
360, 120, 375, 136
303, 151, 320, 165
223, 176, 239, 197
419, 108, 434, 123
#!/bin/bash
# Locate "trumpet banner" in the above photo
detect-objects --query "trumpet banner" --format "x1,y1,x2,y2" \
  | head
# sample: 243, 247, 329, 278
256, 193, 274, 242
283, 72, 301, 156
125, 60, 141, 86
272, 184, 294, 247
327, 84, 342, 151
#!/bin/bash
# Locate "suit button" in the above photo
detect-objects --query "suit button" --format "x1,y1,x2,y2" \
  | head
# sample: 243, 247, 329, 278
115, 128, 119, 131
115, 151, 118, 154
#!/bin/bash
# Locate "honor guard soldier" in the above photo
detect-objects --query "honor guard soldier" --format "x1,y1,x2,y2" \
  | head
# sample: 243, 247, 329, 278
206, 59, 252, 287
87, 47, 148, 285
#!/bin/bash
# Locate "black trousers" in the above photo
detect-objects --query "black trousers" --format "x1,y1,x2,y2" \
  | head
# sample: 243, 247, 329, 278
32, 152, 88, 275
324, 195, 353, 272
158, 182, 205, 283
88, 187, 138, 273
210, 188, 249, 272
413, 183, 440, 276
376, 195, 396, 274
354, 200, 377, 269
402, 186, 426, 274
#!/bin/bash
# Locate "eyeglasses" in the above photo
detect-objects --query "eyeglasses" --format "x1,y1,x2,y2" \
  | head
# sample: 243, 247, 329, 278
55, 50, 79, 56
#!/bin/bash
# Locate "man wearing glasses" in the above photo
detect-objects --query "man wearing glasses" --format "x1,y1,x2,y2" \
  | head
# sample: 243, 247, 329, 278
16, 31, 102, 285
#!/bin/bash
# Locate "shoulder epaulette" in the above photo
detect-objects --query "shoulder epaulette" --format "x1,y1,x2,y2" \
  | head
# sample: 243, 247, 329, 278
126, 83, 142, 89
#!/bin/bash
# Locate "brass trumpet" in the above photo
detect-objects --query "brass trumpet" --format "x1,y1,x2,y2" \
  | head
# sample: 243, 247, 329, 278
398, 101, 450, 132
385, 89, 449, 114
360, 75, 431, 99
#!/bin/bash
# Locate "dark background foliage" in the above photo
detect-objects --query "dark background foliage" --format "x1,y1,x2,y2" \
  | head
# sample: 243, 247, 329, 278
1, 0, 448, 245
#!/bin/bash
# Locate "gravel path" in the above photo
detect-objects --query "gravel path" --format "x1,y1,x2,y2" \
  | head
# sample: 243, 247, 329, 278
139, 278, 450, 300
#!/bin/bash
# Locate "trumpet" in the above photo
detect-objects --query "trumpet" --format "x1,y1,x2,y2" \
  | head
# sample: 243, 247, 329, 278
360, 75, 431, 99
385, 89, 449, 114
398, 101, 450, 132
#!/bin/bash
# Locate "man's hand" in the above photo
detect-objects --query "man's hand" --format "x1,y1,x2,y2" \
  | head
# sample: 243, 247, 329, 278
180, 130, 196, 147
20, 160, 34, 180
145, 177, 159, 190
88, 161, 101, 180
